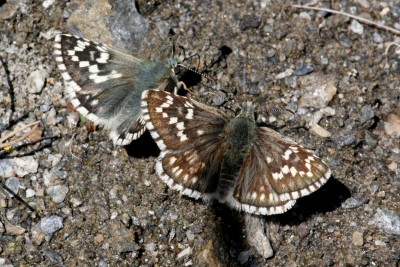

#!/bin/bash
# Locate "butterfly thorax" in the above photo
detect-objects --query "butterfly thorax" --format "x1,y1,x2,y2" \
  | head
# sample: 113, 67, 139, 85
217, 109, 257, 202
134, 61, 178, 92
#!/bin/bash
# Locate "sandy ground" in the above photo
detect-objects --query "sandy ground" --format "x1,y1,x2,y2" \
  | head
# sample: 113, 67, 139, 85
0, 0, 399, 266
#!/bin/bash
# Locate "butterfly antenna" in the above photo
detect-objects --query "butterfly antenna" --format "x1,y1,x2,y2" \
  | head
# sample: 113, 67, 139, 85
267, 108, 295, 118
177, 63, 216, 84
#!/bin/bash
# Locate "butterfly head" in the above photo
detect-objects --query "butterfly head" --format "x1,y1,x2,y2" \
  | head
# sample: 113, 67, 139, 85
237, 102, 256, 121
167, 54, 185, 69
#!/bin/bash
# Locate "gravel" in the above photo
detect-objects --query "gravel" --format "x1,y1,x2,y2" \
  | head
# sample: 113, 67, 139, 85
0, 0, 399, 266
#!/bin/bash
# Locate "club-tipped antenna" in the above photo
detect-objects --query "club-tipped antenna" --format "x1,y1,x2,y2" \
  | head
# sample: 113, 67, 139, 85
177, 63, 216, 84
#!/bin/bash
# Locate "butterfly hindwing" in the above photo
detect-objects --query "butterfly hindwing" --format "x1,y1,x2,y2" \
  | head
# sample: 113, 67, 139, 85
54, 34, 178, 145
231, 127, 331, 215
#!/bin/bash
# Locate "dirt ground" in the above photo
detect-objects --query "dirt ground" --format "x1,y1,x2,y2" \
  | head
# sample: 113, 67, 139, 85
0, 0, 399, 266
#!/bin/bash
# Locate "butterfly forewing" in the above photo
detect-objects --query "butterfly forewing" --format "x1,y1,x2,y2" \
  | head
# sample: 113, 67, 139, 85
232, 127, 331, 215
54, 34, 177, 145
142, 90, 230, 197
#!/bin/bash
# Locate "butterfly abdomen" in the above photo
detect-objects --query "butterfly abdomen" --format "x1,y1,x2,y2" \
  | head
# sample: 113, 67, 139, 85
217, 117, 257, 202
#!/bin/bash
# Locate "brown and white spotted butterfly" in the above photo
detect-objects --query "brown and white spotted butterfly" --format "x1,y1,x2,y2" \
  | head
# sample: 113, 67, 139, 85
53, 34, 185, 145
141, 90, 331, 215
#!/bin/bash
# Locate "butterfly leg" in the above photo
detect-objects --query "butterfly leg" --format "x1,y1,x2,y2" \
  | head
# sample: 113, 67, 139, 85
174, 81, 193, 95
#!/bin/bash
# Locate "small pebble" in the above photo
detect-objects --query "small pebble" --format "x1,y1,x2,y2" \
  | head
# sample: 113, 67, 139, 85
275, 68, 293, 80
47, 185, 69, 203
359, 105, 374, 124
41, 248, 63, 263
14, 156, 39, 177
238, 250, 250, 264
384, 114, 400, 137
309, 124, 331, 138
370, 208, 400, 235
42, 0, 55, 9
341, 197, 367, 209
5, 224, 25, 236
27, 68, 49, 94
177, 247, 192, 259
294, 62, 315, 76
248, 85, 261, 95
349, 19, 364, 35
40, 215, 63, 234
240, 14, 261, 31
26, 188, 36, 198
352, 231, 364, 246
5, 177, 20, 196
298, 74, 337, 108
297, 222, 310, 238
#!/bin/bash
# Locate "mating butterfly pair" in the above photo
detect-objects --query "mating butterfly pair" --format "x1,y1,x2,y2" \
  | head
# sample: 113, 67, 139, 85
54, 34, 331, 215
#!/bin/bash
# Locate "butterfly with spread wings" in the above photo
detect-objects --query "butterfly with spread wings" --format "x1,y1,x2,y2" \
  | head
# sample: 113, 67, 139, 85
141, 90, 331, 215
54, 34, 185, 145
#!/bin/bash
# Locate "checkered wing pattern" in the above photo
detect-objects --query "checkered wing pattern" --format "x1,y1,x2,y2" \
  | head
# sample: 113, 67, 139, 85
141, 90, 331, 215
142, 90, 230, 198
54, 34, 177, 145
229, 127, 331, 215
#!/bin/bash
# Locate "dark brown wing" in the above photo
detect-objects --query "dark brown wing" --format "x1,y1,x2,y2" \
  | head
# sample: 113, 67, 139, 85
141, 90, 230, 198
230, 127, 331, 215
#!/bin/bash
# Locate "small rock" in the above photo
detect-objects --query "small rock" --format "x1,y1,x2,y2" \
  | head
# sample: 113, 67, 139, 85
374, 240, 386, 246
95, 234, 104, 244
238, 250, 250, 264
352, 231, 364, 246
177, 247, 192, 259
275, 68, 294, 80
0, 258, 13, 267
332, 121, 357, 147
372, 32, 383, 43
0, 159, 16, 178
356, 0, 370, 9
41, 248, 63, 263
4, 177, 20, 196
40, 215, 63, 234
341, 197, 367, 209
46, 107, 60, 126
388, 161, 397, 171
42, 0, 55, 9
294, 62, 315, 76
145, 243, 156, 252
47, 185, 69, 203
384, 114, 400, 137
27, 68, 49, 94
26, 188, 36, 198
370, 208, 400, 235
249, 85, 261, 95
359, 105, 374, 124
14, 156, 39, 176
349, 19, 364, 35
32, 231, 45, 245
186, 230, 195, 242
327, 224, 335, 233
309, 124, 331, 138
240, 14, 261, 31
212, 94, 225, 106
5, 224, 25, 235
0, 0, 20, 20
298, 74, 337, 108
70, 197, 82, 207
245, 214, 273, 258
297, 222, 310, 238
